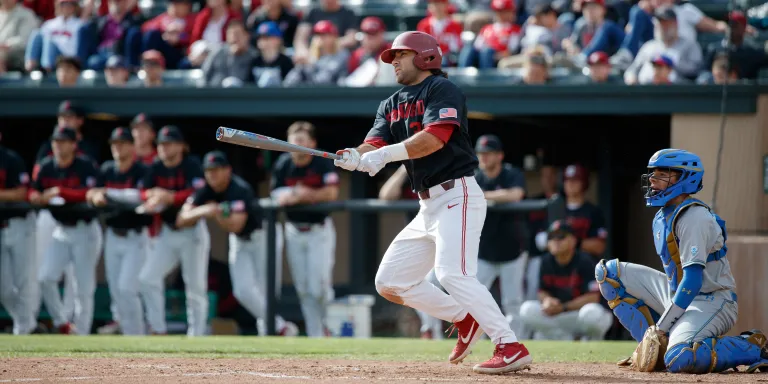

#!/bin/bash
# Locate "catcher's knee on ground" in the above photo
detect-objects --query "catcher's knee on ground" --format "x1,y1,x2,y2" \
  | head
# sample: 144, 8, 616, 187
595, 259, 659, 341
665, 331, 768, 373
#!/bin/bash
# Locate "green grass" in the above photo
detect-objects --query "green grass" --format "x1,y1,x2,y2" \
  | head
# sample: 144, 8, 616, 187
0, 336, 635, 363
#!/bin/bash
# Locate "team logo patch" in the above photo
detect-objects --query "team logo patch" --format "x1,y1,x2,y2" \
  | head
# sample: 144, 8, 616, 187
691, 246, 698, 257
192, 177, 206, 189
439, 108, 457, 119
231, 200, 245, 212
19, 172, 29, 185
324, 172, 340, 184
588, 280, 600, 292
656, 230, 661, 240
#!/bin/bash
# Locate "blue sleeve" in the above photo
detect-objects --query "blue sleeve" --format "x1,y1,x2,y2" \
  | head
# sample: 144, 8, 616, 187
582, 22, 624, 58
672, 264, 704, 309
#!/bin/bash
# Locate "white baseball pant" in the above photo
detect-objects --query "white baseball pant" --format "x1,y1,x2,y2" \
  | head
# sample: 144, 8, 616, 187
104, 227, 148, 335
0, 212, 37, 334
375, 176, 518, 345
284, 217, 335, 338
229, 225, 289, 334
519, 300, 613, 340
35, 210, 78, 323
415, 269, 444, 339
38, 220, 103, 335
476, 252, 529, 338
139, 221, 210, 336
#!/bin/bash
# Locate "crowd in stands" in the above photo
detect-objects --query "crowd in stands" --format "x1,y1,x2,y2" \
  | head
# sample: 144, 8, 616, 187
1, 0, 767, 86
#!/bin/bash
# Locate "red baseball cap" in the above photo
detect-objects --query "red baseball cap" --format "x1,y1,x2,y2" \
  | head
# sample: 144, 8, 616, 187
729, 10, 747, 25
564, 164, 589, 188
583, 0, 605, 6
141, 50, 166, 68
491, 0, 515, 11
361, 16, 386, 34
587, 51, 609, 65
313, 20, 339, 36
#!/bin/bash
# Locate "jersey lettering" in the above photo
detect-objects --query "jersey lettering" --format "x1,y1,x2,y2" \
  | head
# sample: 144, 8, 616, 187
387, 100, 425, 123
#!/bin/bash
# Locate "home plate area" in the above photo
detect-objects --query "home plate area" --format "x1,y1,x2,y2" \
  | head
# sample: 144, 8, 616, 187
0, 359, 760, 383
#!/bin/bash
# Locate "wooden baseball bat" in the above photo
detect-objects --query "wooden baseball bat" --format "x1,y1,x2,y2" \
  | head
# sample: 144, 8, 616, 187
216, 127, 342, 160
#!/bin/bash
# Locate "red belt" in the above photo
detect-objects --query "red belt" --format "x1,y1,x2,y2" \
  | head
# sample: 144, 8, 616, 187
418, 180, 456, 200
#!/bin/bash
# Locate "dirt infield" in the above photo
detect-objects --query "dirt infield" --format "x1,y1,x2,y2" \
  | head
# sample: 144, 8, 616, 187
1, 358, 764, 383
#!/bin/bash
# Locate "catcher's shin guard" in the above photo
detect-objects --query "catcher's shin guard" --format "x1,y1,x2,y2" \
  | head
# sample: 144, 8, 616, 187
595, 259, 659, 342
665, 330, 768, 373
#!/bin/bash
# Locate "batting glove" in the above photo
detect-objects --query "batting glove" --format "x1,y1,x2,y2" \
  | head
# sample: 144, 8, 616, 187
334, 148, 361, 171
357, 144, 408, 177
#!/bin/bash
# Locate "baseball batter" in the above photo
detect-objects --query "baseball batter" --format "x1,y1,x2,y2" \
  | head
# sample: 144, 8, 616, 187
0, 139, 37, 335
179, 151, 298, 336
271, 122, 340, 338
596, 149, 768, 373
30, 126, 103, 335
334, 31, 532, 374
87, 128, 153, 335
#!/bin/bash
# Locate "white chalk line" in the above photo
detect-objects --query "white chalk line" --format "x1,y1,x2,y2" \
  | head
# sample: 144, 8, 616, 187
0, 371, 479, 382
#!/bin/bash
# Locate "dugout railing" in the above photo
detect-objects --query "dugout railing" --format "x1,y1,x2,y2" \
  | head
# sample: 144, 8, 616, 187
0, 196, 563, 335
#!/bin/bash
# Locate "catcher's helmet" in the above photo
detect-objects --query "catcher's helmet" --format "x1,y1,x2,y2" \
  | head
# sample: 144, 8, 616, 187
380, 31, 442, 70
642, 149, 704, 207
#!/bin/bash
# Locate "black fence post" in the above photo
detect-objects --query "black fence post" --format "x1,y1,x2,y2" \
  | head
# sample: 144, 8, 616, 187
265, 204, 277, 336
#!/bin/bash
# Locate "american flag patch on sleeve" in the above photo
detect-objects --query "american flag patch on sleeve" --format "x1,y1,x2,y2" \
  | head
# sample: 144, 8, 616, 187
193, 178, 206, 189
324, 172, 340, 185
231, 200, 246, 212
439, 108, 457, 119
86, 176, 97, 188
19, 173, 29, 185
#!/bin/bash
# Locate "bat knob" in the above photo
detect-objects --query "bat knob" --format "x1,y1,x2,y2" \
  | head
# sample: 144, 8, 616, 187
215, 127, 224, 141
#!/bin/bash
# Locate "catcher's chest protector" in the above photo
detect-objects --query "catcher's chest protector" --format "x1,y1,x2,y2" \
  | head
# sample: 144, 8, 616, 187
653, 197, 727, 293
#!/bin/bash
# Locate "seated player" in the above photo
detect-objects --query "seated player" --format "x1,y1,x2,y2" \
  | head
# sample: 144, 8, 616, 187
596, 149, 768, 373
519, 220, 612, 340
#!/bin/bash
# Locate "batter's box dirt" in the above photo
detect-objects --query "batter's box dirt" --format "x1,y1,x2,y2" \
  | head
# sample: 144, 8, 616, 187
0, 358, 762, 383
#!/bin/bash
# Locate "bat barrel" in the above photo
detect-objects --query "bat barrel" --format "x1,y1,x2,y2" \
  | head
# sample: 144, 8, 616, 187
215, 126, 342, 160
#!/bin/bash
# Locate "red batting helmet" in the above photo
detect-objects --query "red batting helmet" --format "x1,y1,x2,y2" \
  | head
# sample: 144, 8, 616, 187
380, 31, 442, 70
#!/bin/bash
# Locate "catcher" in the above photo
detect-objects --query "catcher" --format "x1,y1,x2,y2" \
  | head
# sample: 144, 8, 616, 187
595, 148, 768, 373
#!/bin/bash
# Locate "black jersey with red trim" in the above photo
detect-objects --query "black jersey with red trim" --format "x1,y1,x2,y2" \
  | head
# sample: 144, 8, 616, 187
36, 139, 101, 164
363, 75, 477, 193
539, 250, 599, 303
192, 174, 262, 237
141, 156, 205, 228
565, 201, 608, 245
102, 160, 153, 230
271, 153, 339, 224
32, 155, 102, 223
0, 146, 31, 220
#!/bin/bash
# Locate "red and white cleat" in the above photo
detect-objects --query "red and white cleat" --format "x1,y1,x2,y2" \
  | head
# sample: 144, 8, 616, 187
97, 321, 121, 335
58, 322, 76, 335
421, 330, 434, 339
472, 342, 533, 375
279, 321, 299, 337
447, 313, 484, 364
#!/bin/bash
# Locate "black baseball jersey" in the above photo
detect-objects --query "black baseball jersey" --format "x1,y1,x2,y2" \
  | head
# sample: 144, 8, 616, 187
364, 75, 477, 193
32, 155, 102, 223
0, 146, 31, 220
474, 163, 528, 262
271, 153, 339, 224
141, 156, 206, 229
102, 160, 154, 230
566, 201, 608, 245
191, 174, 262, 238
36, 139, 101, 164
538, 251, 599, 303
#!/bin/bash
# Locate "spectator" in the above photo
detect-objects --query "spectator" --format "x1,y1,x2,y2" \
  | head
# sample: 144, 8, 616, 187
611, 0, 731, 67
624, 6, 701, 85
293, 0, 357, 63
130, 113, 157, 164
416, 0, 463, 66
23, 0, 54, 21
348, 16, 389, 74
0, 0, 39, 73
473, 134, 529, 338
459, 0, 521, 69
54, 54, 79, 86
139, 49, 164, 87
650, 53, 674, 84
246, 0, 297, 48
140, 0, 196, 70
522, 4, 571, 55
561, 164, 607, 259
562, 0, 624, 66
190, 0, 240, 55
251, 21, 291, 86
702, 11, 768, 81
519, 220, 613, 340
283, 20, 348, 87
585, 51, 619, 83
104, 53, 129, 86
82, 0, 143, 70
24, 0, 88, 71
521, 46, 549, 84
378, 164, 444, 340
202, 19, 257, 87
710, 54, 739, 85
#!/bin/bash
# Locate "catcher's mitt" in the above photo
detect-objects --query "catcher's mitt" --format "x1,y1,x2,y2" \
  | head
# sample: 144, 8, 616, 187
629, 325, 669, 372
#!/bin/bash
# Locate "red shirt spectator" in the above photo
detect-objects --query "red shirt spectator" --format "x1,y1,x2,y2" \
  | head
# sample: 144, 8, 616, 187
348, 16, 391, 73
190, 0, 241, 51
23, 0, 55, 20
142, 0, 197, 50
474, 0, 521, 54
417, 0, 463, 58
